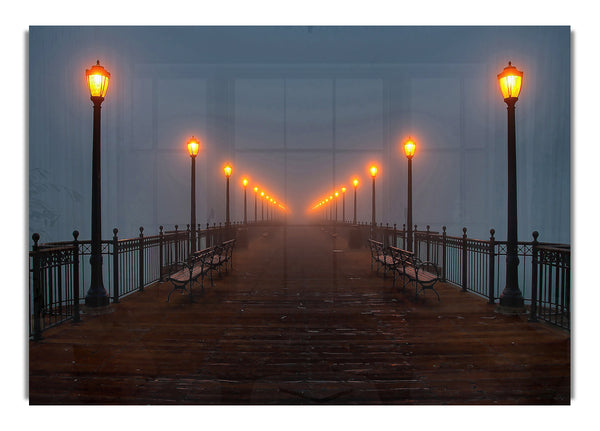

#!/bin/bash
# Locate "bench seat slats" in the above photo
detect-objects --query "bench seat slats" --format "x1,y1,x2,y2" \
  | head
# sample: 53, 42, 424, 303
375, 245, 441, 301
166, 239, 236, 302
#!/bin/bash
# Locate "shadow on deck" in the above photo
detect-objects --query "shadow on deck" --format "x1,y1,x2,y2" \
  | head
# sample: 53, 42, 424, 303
29, 225, 570, 405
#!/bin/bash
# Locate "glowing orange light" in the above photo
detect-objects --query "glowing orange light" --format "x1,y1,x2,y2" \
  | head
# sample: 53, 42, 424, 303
353, 178, 359, 188
224, 164, 232, 178
242, 178, 248, 188
335, 192, 339, 197
370, 166, 378, 178
260, 191, 265, 197
187, 136, 200, 157
86, 60, 110, 99
497, 61, 523, 100
403, 137, 416, 159
254, 186, 258, 193
342, 187, 346, 193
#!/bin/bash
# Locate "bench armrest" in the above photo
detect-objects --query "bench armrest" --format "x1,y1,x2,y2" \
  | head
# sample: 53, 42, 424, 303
414, 259, 441, 277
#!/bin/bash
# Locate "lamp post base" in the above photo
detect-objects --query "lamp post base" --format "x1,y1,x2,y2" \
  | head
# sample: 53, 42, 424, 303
496, 294, 526, 315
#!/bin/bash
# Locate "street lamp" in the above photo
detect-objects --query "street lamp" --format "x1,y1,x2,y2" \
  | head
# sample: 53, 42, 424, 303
253, 186, 258, 222
334, 191, 339, 222
341, 187, 346, 223
187, 136, 200, 253
260, 191, 265, 221
370, 166, 378, 228
242, 178, 248, 225
85, 60, 110, 308
498, 61, 525, 310
403, 137, 416, 252
353, 178, 358, 224
330, 197, 334, 221
224, 163, 232, 226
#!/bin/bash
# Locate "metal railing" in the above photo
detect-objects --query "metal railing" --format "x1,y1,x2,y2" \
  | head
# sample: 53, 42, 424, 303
29, 223, 236, 340
361, 223, 570, 330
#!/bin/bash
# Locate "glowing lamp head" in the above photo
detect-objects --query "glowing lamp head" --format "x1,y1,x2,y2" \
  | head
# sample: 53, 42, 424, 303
242, 178, 248, 188
187, 136, 200, 158
403, 137, 416, 159
342, 187, 346, 193
335, 192, 339, 197
497, 61, 523, 101
224, 164, 232, 178
254, 186, 258, 193
260, 191, 264, 197
370, 166, 378, 178
353, 178, 359, 188
86, 60, 110, 100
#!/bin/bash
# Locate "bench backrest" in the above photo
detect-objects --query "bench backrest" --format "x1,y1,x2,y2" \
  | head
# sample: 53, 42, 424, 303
368, 239, 384, 258
388, 246, 415, 268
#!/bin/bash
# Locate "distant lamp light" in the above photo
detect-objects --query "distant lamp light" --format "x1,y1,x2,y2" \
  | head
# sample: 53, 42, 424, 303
86, 60, 110, 99
353, 178, 359, 188
342, 187, 346, 193
242, 178, 248, 188
403, 137, 416, 159
187, 136, 200, 158
497, 61, 523, 101
370, 166, 378, 178
254, 186, 258, 192
224, 164, 232, 178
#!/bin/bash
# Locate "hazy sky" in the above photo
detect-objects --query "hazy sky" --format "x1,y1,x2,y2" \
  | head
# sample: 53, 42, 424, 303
28, 25, 570, 243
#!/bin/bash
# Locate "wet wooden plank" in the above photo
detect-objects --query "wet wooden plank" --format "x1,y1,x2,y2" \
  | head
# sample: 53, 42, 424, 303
29, 225, 570, 404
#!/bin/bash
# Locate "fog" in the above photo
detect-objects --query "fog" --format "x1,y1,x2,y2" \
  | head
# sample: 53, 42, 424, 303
28, 26, 570, 244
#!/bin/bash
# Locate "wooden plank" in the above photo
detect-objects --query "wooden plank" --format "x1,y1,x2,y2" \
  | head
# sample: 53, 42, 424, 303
29, 225, 570, 404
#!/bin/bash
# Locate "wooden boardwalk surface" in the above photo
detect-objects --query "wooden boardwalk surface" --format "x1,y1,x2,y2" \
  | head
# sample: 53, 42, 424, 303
28, 225, 570, 404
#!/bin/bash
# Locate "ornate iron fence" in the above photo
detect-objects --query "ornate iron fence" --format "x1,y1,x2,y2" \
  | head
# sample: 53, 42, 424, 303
367, 224, 570, 330
29, 224, 235, 339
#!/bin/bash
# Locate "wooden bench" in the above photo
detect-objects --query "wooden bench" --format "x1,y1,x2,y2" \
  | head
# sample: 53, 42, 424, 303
368, 239, 396, 277
210, 239, 236, 276
166, 247, 216, 302
388, 246, 441, 301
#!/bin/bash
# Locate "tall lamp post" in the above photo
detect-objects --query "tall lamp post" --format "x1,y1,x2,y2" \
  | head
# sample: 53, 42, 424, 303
498, 61, 525, 311
334, 191, 339, 222
85, 60, 110, 308
260, 191, 265, 221
187, 136, 200, 253
353, 178, 358, 224
242, 178, 248, 225
329, 195, 333, 221
253, 186, 258, 222
403, 137, 416, 252
370, 166, 378, 228
341, 187, 346, 223
224, 164, 232, 226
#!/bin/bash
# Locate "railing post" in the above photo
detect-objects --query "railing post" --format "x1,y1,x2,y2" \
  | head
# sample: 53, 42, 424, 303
488, 229, 496, 304
414, 225, 418, 256
72, 231, 81, 322
441, 226, 447, 282
186, 224, 191, 257
402, 224, 406, 249
393, 224, 397, 248
174, 225, 179, 263
426, 225, 431, 263
138, 226, 144, 292
31, 233, 43, 341
159, 226, 165, 280
529, 231, 540, 322
462, 227, 468, 292
112, 228, 120, 303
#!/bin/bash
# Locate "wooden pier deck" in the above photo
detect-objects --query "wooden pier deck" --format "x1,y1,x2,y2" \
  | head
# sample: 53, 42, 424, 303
28, 225, 570, 405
